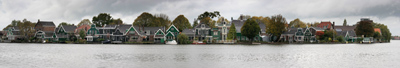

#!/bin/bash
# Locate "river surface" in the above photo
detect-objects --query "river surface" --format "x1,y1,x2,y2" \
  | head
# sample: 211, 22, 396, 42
1, 41, 400, 68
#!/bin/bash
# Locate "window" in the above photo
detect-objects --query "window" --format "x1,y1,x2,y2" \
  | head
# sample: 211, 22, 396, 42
214, 32, 218, 35
223, 28, 226, 33
201, 24, 205, 28
129, 31, 135, 34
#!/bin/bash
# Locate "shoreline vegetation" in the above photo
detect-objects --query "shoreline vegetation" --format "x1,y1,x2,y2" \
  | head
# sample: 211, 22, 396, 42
1, 11, 392, 45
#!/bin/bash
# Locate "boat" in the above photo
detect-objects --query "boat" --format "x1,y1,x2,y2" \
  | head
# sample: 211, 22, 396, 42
166, 40, 177, 45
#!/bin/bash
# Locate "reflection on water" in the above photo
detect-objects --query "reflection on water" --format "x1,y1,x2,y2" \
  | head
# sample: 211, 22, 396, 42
0, 41, 400, 68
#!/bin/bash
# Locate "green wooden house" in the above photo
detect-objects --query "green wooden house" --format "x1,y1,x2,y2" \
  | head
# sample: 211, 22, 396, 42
54, 25, 77, 42
165, 24, 179, 41
154, 29, 165, 43
86, 24, 100, 42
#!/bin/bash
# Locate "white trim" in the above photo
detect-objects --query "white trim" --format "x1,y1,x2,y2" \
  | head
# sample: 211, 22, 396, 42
167, 24, 179, 32
164, 31, 175, 37
124, 26, 141, 35
154, 29, 166, 38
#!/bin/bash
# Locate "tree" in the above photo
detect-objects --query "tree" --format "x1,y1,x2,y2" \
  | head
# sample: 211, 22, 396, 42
172, 15, 192, 32
79, 29, 86, 39
11, 20, 20, 26
193, 19, 199, 28
58, 22, 74, 27
373, 32, 381, 39
321, 30, 337, 41
17, 19, 36, 42
373, 22, 391, 42
241, 19, 260, 42
355, 20, 374, 37
200, 17, 216, 28
110, 18, 123, 25
133, 12, 171, 28
77, 19, 92, 27
177, 33, 191, 44
316, 31, 325, 40
217, 17, 230, 24
197, 11, 220, 28
197, 11, 220, 20
227, 23, 236, 40
266, 14, 287, 42
288, 18, 306, 28
343, 19, 347, 26
92, 13, 113, 27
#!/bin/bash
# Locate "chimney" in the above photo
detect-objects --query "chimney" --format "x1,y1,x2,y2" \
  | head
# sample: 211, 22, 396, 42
332, 22, 335, 29
38, 19, 40, 22
240, 14, 243, 20
231, 17, 233, 20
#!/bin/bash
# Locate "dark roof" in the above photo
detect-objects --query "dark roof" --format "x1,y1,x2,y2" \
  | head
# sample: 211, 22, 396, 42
61, 25, 77, 32
259, 22, 266, 32
36, 21, 55, 27
182, 29, 195, 34
334, 26, 356, 31
105, 25, 118, 27
282, 28, 297, 34
337, 30, 357, 37
116, 25, 132, 33
194, 23, 211, 28
232, 20, 246, 32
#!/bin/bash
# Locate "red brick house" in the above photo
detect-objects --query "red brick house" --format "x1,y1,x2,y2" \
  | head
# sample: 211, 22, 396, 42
35, 20, 56, 32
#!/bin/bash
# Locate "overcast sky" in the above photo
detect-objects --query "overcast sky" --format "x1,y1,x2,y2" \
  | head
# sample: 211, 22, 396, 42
0, 0, 399, 35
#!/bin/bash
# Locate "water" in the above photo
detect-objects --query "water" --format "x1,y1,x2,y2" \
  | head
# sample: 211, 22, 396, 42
1, 41, 400, 68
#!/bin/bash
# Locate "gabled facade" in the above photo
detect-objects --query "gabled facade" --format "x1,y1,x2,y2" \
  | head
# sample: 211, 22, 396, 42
5, 27, 22, 40
55, 25, 77, 42
194, 22, 212, 42
86, 24, 100, 42
34, 20, 56, 42
165, 24, 179, 41
281, 27, 316, 43
215, 20, 230, 41
125, 26, 141, 42
154, 29, 165, 43
334, 26, 357, 42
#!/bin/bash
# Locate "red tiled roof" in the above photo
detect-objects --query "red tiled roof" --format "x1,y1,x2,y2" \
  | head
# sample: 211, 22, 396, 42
374, 28, 381, 34
317, 21, 332, 29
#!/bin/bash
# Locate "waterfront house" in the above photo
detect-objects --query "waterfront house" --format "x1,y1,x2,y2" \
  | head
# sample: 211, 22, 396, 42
5, 26, 22, 41
111, 24, 131, 43
214, 19, 231, 43
125, 26, 141, 42
334, 26, 357, 42
280, 28, 297, 43
137, 26, 165, 43
165, 24, 179, 42
194, 22, 212, 42
34, 20, 56, 42
86, 24, 100, 42
54, 25, 77, 42
97, 25, 117, 40
182, 29, 196, 41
